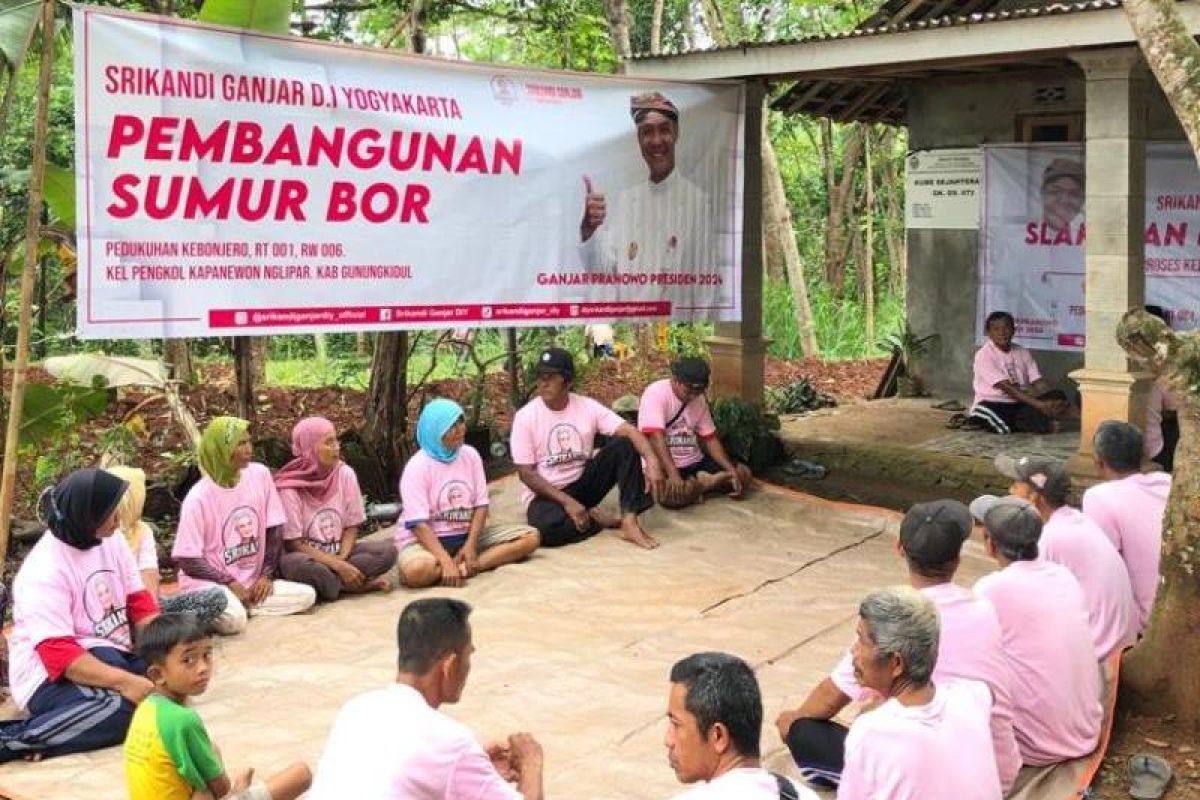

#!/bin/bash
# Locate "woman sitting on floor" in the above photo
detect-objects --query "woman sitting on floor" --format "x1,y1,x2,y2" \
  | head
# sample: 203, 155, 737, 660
275, 416, 396, 600
103, 465, 229, 628
171, 417, 316, 635
397, 398, 540, 588
1, 469, 157, 763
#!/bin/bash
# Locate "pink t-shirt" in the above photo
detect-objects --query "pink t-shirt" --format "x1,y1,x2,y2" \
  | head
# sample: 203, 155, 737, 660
1040, 506, 1138, 661
974, 560, 1102, 765
7, 531, 144, 709
669, 768, 817, 800
1082, 472, 1170, 632
972, 340, 1041, 405
510, 394, 624, 506
279, 464, 366, 555
637, 379, 717, 469
309, 683, 521, 800
397, 446, 488, 547
830, 583, 1020, 792
1142, 380, 1177, 460
171, 463, 287, 591
838, 679, 1001, 800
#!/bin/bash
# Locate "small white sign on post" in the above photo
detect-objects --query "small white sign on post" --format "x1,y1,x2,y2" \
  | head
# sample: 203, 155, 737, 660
905, 148, 982, 229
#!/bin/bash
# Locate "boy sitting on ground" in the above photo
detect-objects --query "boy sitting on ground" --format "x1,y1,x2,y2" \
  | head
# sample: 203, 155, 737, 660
965, 310, 1068, 434
124, 614, 311, 800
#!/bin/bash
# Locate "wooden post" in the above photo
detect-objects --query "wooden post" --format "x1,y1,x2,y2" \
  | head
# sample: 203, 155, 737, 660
0, 0, 57, 558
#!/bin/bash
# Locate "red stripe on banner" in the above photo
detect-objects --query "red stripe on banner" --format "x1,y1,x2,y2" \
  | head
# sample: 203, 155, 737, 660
1057, 333, 1086, 347
208, 302, 672, 328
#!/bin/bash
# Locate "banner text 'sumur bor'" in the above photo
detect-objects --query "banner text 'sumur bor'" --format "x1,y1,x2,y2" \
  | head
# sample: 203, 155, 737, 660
74, 7, 745, 338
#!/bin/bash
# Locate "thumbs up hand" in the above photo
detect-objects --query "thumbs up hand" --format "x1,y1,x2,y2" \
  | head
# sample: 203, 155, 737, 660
581, 175, 606, 242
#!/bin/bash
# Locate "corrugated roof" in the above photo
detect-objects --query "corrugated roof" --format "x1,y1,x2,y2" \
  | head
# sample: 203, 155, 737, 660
632, 0, 1121, 59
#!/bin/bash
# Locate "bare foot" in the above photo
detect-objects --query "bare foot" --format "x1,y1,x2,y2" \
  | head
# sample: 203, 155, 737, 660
620, 521, 659, 550
23, 752, 43, 763
368, 576, 393, 593
696, 471, 731, 494
589, 508, 621, 529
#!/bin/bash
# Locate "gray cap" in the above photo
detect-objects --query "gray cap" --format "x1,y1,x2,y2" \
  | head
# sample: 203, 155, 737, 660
969, 494, 1043, 550
899, 500, 972, 567
993, 455, 1071, 505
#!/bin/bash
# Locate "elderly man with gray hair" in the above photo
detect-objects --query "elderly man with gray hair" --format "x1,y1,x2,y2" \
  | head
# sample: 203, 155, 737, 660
834, 587, 1000, 799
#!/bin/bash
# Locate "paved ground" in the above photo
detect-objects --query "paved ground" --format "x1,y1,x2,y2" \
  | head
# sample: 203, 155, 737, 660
0, 479, 1099, 799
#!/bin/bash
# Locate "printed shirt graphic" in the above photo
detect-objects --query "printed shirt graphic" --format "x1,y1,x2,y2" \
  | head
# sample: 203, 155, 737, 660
637, 378, 716, 468
510, 394, 625, 506
172, 463, 286, 591
398, 445, 488, 547
125, 694, 224, 800
7, 531, 143, 709
279, 464, 366, 555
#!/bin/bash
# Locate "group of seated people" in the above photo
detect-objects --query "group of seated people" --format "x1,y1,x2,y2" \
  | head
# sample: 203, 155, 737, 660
0, 331, 1172, 798
964, 309, 1179, 473
0, 348, 752, 771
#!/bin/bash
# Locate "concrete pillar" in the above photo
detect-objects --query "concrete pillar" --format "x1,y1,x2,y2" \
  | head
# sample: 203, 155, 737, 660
707, 79, 768, 406
1067, 48, 1150, 469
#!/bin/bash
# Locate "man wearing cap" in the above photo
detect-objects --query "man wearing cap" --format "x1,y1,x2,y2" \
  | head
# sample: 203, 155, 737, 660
774, 500, 1020, 794
992, 455, 1136, 661
1040, 159, 1085, 233
637, 358, 752, 508
579, 92, 712, 277
1081, 420, 1171, 634
510, 347, 665, 549
970, 495, 1103, 766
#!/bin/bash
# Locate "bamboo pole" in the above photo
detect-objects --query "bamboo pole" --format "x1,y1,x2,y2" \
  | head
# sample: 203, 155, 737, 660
0, 0, 57, 558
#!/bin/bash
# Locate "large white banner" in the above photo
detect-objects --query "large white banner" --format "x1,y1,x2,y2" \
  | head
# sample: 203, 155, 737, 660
980, 143, 1200, 350
73, 7, 744, 339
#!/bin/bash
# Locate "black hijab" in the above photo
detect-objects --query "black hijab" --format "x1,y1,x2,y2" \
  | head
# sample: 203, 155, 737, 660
41, 468, 129, 550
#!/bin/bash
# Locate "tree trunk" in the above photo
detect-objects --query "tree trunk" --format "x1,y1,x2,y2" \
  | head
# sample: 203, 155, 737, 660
762, 113, 819, 356
356, 332, 369, 356
604, 0, 632, 60
363, 331, 410, 487
314, 333, 329, 364
1122, 0, 1200, 160
859, 128, 876, 349
1115, 311, 1200, 731
232, 337, 256, 423
650, 0, 664, 54
826, 125, 864, 295
164, 339, 192, 383
878, 128, 907, 296
507, 328, 521, 412
250, 338, 267, 385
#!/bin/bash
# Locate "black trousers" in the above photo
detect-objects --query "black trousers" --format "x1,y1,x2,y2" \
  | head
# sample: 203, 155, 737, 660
784, 717, 848, 789
526, 437, 653, 547
969, 389, 1067, 435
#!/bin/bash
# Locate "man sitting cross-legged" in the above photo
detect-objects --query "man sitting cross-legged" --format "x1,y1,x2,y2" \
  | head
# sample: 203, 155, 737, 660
664, 652, 817, 799
638, 357, 752, 509
966, 311, 1068, 434
512, 347, 665, 549
309, 598, 545, 799
775, 500, 1020, 794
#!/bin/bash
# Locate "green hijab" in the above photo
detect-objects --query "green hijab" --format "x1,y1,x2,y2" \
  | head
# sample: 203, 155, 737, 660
199, 416, 250, 488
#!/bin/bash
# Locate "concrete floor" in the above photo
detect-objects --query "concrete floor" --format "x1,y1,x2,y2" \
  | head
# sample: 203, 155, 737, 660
0, 478, 1096, 799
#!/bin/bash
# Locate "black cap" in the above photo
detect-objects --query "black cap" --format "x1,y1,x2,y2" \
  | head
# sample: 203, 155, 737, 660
671, 357, 710, 390
535, 347, 574, 380
969, 495, 1043, 550
899, 500, 972, 568
993, 455, 1071, 506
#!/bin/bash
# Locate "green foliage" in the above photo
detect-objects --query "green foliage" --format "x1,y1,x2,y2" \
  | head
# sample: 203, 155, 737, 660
198, 0, 291, 34
0, 0, 38, 75
767, 378, 836, 415
709, 396, 779, 465
666, 322, 711, 358
880, 323, 937, 369
17, 379, 108, 446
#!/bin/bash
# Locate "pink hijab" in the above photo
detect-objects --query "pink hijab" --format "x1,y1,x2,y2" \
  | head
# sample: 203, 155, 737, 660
273, 416, 340, 501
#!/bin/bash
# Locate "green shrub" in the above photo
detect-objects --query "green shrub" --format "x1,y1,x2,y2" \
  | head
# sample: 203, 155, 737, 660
709, 396, 780, 465
767, 378, 837, 414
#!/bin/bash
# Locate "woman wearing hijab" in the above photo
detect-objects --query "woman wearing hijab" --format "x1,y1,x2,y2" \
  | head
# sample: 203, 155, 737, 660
1, 469, 158, 763
103, 466, 229, 628
275, 416, 397, 601
397, 398, 540, 588
171, 417, 316, 635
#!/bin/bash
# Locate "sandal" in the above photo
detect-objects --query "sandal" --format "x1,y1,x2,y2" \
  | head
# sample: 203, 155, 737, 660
1129, 754, 1172, 800
782, 458, 827, 480
933, 400, 966, 412
946, 413, 968, 429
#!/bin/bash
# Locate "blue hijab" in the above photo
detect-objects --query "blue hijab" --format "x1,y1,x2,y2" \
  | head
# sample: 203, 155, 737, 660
416, 399, 465, 464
